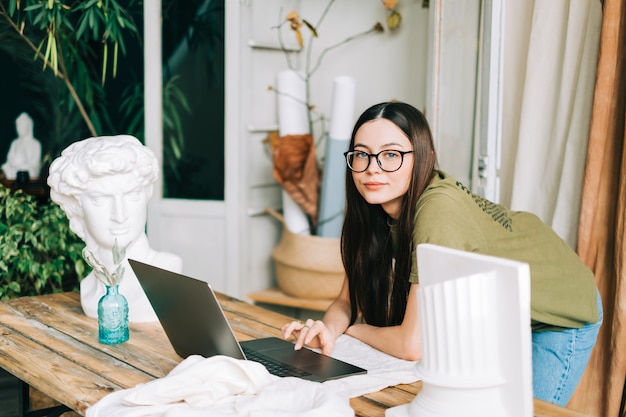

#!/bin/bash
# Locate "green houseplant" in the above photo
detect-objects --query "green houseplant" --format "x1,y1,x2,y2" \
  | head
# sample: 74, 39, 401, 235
0, 0, 191, 187
0, 183, 86, 300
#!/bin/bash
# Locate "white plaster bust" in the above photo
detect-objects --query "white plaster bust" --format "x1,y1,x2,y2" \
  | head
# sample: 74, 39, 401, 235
47, 135, 183, 322
2, 112, 42, 180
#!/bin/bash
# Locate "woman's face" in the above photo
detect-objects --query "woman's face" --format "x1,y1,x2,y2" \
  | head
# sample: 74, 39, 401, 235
352, 118, 414, 219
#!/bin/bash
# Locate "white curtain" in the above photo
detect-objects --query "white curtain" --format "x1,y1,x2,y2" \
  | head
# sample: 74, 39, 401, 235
500, 0, 602, 249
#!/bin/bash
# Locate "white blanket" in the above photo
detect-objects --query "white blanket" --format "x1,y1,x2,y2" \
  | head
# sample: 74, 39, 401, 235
86, 335, 419, 417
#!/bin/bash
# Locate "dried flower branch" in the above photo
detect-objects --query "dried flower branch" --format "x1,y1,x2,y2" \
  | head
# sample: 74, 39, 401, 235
308, 23, 385, 78
382, 0, 402, 30
272, 2, 393, 141
82, 239, 129, 287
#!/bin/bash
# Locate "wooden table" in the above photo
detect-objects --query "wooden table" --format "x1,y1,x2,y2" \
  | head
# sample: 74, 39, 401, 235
248, 287, 334, 311
0, 292, 589, 417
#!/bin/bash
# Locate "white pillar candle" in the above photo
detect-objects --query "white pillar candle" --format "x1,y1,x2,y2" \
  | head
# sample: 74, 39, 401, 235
318, 76, 355, 238
276, 69, 311, 235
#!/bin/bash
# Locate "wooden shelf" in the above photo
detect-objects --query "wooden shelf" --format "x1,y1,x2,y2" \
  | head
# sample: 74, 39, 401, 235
0, 177, 50, 202
247, 288, 333, 312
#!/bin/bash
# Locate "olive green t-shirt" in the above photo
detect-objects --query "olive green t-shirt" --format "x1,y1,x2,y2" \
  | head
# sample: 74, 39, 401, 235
405, 171, 599, 330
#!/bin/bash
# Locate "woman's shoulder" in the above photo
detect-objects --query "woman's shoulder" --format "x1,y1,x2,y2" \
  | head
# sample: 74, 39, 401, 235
420, 170, 469, 202
415, 170, 497, 229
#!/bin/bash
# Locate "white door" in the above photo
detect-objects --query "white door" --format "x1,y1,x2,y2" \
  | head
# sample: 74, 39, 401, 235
472, 0, 505, 202
426, 0, 504, 201
143, 1, 242, 296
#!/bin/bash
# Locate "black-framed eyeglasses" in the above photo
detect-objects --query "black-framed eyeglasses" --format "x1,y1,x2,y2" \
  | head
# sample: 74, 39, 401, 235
344, 149, 415, 173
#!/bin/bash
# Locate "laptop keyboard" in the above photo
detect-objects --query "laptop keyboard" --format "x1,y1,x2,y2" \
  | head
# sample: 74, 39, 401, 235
242, 347, 312, 378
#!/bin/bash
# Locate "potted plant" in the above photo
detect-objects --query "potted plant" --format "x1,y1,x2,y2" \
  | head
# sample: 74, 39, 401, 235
0, 183, 86, 300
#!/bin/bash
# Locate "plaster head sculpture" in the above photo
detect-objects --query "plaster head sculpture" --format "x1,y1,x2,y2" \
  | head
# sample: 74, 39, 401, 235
2, 112, 42, 180
47, 135, 183, 322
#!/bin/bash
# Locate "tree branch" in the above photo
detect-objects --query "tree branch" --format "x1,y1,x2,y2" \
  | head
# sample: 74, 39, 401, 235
55, 32, 97, 137
0, 2, 97, 137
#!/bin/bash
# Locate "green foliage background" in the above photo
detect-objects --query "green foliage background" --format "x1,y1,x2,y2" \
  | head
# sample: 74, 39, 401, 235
0, 0, 190, 184
0, 185, 86, 300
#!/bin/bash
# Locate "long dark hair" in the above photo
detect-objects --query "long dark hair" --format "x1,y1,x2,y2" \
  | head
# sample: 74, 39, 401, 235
341, 102, 437, 327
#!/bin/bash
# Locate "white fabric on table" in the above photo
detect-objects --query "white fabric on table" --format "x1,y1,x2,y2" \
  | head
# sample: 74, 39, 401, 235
323, 334, 419, 398
86, 335, 419, 417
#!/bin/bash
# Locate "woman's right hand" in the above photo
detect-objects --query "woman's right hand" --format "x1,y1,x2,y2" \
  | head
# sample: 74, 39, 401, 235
281, 318, 338, 356
282, 277, 351, 356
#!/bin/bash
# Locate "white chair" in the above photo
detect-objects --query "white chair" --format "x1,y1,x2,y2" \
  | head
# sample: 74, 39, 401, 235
386, 243, 533, 417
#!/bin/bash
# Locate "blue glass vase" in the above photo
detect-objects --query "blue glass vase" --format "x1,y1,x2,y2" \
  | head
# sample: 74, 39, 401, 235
98, 284, 129, 344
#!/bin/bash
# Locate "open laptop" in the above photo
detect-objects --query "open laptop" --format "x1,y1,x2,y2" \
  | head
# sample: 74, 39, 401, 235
129, 259, 366, 382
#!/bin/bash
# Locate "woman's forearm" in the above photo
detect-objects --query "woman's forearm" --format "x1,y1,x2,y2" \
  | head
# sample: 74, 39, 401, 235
345, 322, 422, 361
322, 294, 352, 339
345, 284, 422, 361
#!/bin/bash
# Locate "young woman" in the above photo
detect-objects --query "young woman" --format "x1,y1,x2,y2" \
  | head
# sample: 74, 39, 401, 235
282, 101, 602, 406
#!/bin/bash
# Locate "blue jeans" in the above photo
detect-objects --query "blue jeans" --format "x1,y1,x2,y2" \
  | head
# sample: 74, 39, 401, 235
532, 291, 603, 406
